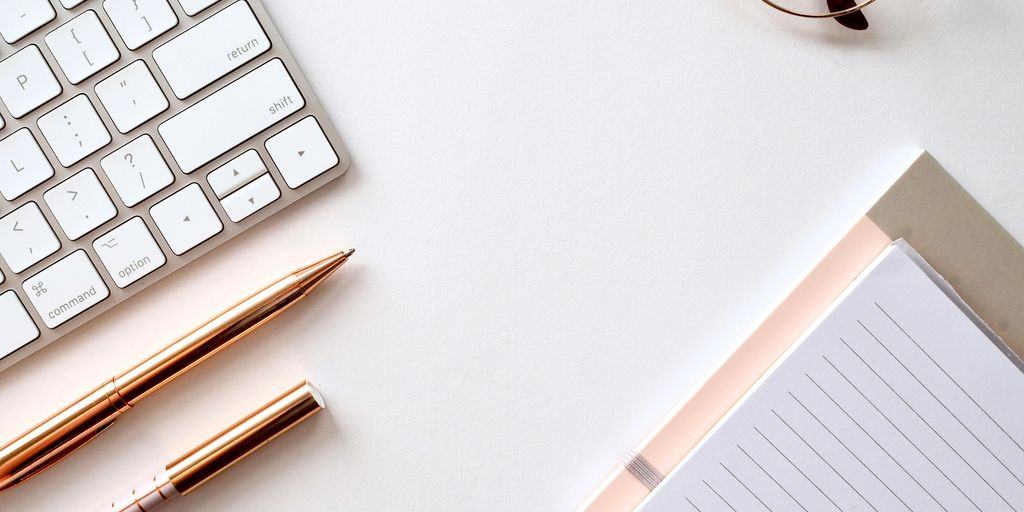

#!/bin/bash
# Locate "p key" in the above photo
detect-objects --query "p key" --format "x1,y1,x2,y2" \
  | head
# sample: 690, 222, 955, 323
0, 45, 63, 119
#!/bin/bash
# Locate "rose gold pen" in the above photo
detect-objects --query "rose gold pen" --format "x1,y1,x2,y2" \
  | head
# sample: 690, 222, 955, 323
0, 249, 354, 494
100, 380, 325, 512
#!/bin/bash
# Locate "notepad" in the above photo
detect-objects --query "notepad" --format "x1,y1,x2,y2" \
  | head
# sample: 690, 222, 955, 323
640, 241, 1024, 512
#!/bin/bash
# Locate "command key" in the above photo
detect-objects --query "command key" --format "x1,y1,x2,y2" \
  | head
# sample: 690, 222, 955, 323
23, 250, 110, 329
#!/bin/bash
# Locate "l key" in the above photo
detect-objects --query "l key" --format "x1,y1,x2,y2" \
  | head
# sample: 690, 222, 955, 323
0, 129, 55, 201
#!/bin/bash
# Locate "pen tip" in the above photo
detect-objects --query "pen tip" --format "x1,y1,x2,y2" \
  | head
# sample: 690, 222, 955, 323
295, 249, 355, 295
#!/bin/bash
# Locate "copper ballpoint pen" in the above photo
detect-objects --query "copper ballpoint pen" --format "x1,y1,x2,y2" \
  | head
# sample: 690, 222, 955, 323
0, 249, 354, 494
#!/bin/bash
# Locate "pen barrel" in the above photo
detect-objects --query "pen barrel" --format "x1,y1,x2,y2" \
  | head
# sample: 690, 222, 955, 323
100, 471, 178, 512
113, 277, 304, 405
166, 381, 324, 495
0, 382, 129, 493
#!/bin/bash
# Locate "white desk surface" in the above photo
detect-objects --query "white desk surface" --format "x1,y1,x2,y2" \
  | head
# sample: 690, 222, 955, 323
2, 1, 1023, 510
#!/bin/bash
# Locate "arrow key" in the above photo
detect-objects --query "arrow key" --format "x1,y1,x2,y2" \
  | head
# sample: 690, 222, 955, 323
206, 149, 266, 199
149, 183, 222, 255
220, 173, 280, 223
265, 116, 339, 189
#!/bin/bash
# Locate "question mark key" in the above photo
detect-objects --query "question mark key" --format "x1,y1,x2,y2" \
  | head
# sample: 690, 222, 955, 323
99, 134, 175, 207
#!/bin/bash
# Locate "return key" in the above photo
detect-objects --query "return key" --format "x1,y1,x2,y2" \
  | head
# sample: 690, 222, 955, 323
152, 0, 271, 99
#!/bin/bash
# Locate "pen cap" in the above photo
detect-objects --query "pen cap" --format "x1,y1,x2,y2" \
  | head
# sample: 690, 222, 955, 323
166, 381, 325, 495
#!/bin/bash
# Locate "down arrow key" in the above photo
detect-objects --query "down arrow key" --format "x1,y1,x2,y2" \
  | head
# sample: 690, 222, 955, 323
220, 174, 281, 223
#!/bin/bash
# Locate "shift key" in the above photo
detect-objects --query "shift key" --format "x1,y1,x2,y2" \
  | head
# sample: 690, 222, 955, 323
159, 58, 305, 174
23, 250, 110, 329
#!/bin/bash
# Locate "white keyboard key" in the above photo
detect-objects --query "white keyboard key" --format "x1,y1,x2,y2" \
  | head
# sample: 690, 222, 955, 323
153, 1, 270, 99
0, 129, 55, 201
45, 10, 121, 84
0, 45, 63, 118
43, 168, 118, 240
0, 0, 56, 44
220, 173, 279, 222
266, 117, 339, 188
0, 291, 39, 358
160, 59, 303, 173
207, 149, 265, 198
104, 0, 178, 50
93, 217, 166, 288
95, 61, 169, 133
0, 202, 61, 273
61, 0, 88, 8
23, 250, 110, 328
100, 135, 174, 207
178, 0, 219, 16
149, 183, 222, 255
38, 94, 112, 167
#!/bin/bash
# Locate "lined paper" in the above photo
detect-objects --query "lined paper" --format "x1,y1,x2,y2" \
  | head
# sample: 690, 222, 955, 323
640, 243, 1024, 512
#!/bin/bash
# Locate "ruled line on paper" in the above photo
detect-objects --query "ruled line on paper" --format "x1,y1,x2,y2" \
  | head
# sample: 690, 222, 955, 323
859, 319, 1024, 490
639, 246, 1024, 512
685, 497, 702, 512
704, 479, 738, 512
738, 444, 810, 512
805, 371, 950, 512
841, 338, 1019, 512
755, 426, 844, 512
787, 390, 913, 511
770, 408, 878, 512
877, 302, 1024, 459
720, 462, 773, 511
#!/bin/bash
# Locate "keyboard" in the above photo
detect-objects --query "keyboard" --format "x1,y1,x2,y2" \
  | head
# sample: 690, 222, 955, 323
0, 0, 350, 372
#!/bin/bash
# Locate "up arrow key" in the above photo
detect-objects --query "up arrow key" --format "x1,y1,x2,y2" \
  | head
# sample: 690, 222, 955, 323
183, 216, 190, 222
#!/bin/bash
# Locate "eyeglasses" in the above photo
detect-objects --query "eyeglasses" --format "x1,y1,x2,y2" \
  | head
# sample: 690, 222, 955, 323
760, 0, 878, 30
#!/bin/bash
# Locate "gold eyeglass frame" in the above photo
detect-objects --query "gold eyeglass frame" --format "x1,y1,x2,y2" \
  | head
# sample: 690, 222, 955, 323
760, 0, 878, 18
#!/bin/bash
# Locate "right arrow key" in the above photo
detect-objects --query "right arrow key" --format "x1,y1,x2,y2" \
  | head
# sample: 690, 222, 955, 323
266, 116, 339, 189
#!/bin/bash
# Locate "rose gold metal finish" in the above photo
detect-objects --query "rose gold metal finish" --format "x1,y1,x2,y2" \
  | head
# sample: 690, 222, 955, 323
760, 0, 878, 18
98, 382, 322, 512
167, 381, 325, 495
0, 250, 353, 494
